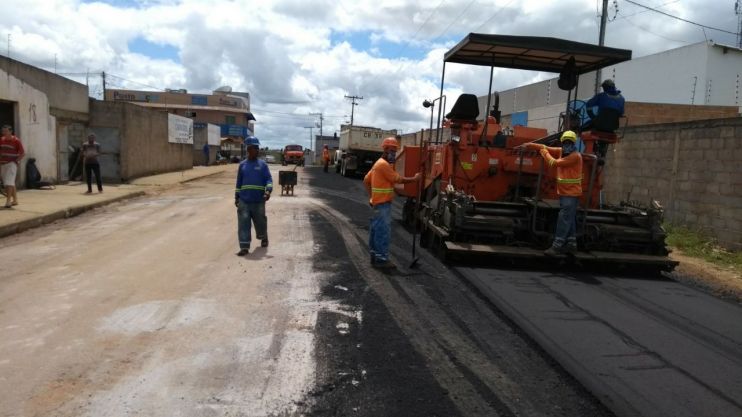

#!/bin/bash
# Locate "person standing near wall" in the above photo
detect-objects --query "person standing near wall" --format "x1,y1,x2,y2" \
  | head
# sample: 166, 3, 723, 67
81, 133, 103, 194
203, 143, 210, 166
0, 125, 25, 208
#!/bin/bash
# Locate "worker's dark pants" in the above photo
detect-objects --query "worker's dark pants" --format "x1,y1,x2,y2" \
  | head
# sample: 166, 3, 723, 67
369, 202, 392, 263
237, 200, 267, 249
553, 196, 578, 249
323, 161, 329, 172
85, 162, 102, 192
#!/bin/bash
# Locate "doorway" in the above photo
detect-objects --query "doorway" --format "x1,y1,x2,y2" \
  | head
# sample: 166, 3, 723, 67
0, 100, 16, 131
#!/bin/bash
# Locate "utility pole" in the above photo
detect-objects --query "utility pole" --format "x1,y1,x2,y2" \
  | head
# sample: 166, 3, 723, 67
736, 0, 742, 48
595, 0, 609, 94
344, 95, 363, 126
304, 126, 314, 157
102, 71, 107, 100
309, 112, 323, 138
7, 34, 10, 59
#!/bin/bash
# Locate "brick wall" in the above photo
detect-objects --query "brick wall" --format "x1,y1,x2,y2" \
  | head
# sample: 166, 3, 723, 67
604, 117, 742, 250
625, 102, 739, 127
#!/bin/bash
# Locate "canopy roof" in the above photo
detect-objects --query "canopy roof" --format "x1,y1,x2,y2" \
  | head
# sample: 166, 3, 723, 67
444, 33, 632, 74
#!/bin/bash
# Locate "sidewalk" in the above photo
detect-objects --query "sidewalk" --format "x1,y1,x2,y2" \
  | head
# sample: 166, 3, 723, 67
0, 164, 236, 239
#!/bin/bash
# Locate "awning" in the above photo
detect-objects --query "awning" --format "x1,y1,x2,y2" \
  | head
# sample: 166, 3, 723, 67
444, 33, 632, 74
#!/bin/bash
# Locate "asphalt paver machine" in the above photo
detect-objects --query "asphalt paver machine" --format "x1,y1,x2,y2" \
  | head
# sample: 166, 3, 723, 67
396, 33, 677, 271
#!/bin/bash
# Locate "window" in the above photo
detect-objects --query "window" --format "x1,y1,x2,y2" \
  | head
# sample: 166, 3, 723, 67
225, 115, 236, 124
185, 111, 197, 117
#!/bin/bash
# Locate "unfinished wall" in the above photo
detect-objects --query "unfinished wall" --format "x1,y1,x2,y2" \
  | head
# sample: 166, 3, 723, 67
604, 117, 742, 250
0, 67, 57, 186
90, 100, 193, 181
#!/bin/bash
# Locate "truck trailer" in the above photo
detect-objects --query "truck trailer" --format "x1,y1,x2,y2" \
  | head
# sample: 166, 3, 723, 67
336, 126, 398, 177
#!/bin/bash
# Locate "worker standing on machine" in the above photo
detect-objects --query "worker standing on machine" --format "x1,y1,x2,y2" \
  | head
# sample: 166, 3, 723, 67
363, 137, 421, 269
526, 130, 583, 256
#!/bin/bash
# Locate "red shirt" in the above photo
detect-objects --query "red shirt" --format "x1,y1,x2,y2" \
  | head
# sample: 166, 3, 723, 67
0, 135, 24, 164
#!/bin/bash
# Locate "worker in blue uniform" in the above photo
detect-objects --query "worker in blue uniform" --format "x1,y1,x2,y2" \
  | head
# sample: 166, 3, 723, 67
235, 136, 273, 256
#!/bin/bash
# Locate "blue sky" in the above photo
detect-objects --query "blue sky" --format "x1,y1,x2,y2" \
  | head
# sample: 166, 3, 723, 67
128, 37, 180, 62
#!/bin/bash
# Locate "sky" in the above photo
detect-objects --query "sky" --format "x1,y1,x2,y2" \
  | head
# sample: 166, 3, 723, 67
2, 0, 739, 149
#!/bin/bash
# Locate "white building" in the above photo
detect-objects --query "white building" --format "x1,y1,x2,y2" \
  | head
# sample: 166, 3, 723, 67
477, 41, 742, 133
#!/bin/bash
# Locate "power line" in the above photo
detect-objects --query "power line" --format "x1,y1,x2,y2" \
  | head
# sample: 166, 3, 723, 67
624, 0, 738, 36
620, 14, 690, 43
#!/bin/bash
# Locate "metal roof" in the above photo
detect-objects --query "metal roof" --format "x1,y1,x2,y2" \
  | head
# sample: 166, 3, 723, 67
444, 33, 632, 74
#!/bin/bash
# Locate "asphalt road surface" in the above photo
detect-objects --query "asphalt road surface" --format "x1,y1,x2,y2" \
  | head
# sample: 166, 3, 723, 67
0, 166, 612, 417
4, 165, 737, 417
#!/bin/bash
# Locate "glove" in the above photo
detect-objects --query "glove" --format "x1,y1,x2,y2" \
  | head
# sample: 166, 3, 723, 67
264, 192, 271, 202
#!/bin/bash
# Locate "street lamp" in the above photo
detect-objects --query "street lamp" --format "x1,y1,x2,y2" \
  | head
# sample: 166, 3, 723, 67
422, 95, 446, 144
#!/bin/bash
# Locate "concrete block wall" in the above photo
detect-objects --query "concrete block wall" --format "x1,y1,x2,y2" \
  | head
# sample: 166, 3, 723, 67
90, 100, 193, 181
604, 117, 742, 250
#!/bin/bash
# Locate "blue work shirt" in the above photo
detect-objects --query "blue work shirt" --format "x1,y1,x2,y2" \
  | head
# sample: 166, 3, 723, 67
235, 159, 273, 203
586, 89, 625, 116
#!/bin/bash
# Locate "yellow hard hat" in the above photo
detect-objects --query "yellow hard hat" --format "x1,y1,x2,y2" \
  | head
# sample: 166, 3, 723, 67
560, 130, 577, 142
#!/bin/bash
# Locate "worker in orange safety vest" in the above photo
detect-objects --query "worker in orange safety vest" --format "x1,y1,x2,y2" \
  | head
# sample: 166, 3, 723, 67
525, 130, 583, 256
363, 137, 421, 269
322, 144, 331, 173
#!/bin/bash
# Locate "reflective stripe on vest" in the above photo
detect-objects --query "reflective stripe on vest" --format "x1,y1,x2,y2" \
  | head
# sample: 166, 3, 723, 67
372, 187, 394, 194
557, 177, 582, 184
236, 185, 266, 192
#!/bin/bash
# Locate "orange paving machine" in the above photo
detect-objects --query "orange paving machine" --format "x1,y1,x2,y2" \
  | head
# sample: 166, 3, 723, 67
396, 33, 677, 271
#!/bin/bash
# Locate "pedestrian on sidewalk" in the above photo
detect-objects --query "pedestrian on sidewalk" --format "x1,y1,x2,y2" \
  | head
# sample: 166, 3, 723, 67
322, 145, 330, 173
81, 133, 103, 194
235, 136, 273, 256
0, 125, 25, 208
202, 143, 210, 166
363, 137, 420, 269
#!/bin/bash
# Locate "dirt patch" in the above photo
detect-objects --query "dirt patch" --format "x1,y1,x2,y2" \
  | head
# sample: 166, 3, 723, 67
669, 250, 742, 302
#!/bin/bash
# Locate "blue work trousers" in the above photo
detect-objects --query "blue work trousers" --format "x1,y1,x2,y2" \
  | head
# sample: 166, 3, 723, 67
369, 202, 392, 263
237, 200, 267, 249
553, 196, 578, 248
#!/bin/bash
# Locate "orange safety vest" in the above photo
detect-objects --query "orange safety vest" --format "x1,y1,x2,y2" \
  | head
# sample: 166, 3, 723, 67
540, 147, 583, 197
322, 149, 330, 162
363, 158, 401, 206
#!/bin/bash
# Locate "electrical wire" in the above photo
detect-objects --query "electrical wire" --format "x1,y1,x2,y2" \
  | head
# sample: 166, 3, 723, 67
624, 0, 737, 35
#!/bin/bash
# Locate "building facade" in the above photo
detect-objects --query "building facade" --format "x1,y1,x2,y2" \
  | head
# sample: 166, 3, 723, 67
0, 54, 90, 185
104, 87, 256, 142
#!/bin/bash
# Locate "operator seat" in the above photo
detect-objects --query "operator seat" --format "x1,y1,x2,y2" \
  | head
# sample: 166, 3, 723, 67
446, 94, 480, 121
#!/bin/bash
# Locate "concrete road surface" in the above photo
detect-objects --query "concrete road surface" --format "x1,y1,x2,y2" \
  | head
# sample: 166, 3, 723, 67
0, 167, 612, 417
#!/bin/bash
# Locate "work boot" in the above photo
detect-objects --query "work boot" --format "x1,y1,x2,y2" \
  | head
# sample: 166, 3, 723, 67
544, 245, 566, 257
236, 248, 249, 256
372, 259, 396, 270
261, 239, 269, 248
566, 241, 578, 253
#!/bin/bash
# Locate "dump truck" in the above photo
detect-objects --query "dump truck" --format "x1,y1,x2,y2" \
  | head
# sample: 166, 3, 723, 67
395, 33, 677, 272
282, 144, 304, 166
336, 126, 398, 177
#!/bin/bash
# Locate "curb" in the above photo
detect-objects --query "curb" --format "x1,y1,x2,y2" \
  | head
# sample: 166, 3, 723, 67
0, 190, 147, 239
0, 168, 230, 240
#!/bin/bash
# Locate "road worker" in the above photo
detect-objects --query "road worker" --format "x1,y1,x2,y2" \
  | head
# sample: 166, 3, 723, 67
584, 79, 625, 156
322, 144, 330, 173
363, 137, 421, 269
525, 130, 583, 256
235, 136, 273, 256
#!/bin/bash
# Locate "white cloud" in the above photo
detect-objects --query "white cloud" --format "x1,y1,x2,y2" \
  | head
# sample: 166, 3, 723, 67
1, 0, 736, 148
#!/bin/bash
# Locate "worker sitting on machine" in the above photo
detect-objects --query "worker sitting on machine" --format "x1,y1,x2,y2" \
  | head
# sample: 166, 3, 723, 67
524, 130, 583, 256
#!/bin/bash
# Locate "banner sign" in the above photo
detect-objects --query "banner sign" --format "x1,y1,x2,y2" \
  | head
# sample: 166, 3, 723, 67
168, 114, 194, 144
207, 123, 221, 146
